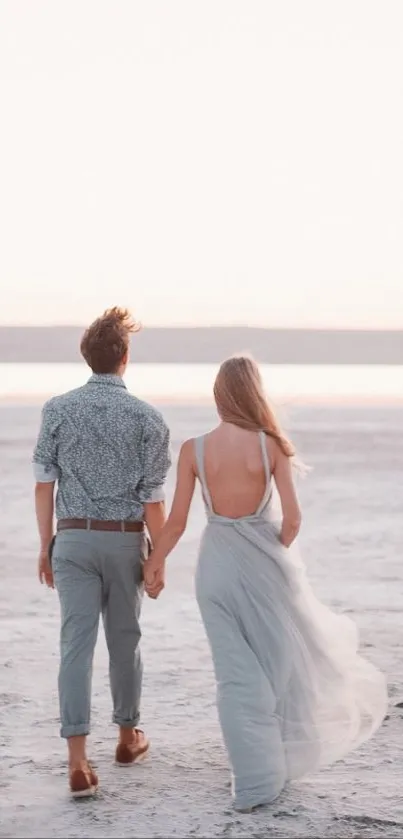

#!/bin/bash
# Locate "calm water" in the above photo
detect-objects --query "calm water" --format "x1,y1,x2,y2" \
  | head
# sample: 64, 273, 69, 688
0, 362, 402, 401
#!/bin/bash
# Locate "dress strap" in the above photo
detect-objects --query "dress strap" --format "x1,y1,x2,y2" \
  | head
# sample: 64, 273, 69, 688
256, 431, 272, 514
259, 430, 271, 482
194, 435, 214, 512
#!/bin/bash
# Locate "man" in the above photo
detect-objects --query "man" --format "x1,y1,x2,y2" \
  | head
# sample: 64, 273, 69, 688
33, 307, 171, 798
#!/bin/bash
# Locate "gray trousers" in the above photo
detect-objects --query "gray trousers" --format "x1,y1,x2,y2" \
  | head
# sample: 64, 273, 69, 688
52, 529, 146, 739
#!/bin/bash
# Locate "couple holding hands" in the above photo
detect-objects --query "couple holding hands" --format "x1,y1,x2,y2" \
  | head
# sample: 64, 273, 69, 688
34, 307, 387, 812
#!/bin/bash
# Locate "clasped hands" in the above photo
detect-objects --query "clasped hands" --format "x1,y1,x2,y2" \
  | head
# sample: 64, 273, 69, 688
143, 554, 165, 600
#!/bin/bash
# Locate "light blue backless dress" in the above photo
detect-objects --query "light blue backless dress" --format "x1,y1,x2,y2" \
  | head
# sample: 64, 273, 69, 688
194, 432, 388, 811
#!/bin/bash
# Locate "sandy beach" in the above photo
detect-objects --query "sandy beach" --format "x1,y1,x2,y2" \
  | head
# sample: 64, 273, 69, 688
1, 401, 403, 838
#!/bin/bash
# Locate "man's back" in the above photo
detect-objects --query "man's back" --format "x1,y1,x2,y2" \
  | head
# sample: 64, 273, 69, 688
33, 308, 170, 797
33, 373, 170, 521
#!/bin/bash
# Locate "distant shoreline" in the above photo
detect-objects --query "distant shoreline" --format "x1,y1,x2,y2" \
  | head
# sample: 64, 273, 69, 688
1, 394, 402, 408
0, 326, 402, 364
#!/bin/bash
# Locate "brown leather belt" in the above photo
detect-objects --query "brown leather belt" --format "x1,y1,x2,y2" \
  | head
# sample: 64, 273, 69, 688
57, 518, 144, 533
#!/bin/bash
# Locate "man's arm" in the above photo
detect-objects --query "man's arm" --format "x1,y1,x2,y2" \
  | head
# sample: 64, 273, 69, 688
35, 482, 56, 586
35, 482, 55, 550
139, 414, 171, 544
33, 400, 60, 586
143, 501, 166, 548
137, 414, 171, 595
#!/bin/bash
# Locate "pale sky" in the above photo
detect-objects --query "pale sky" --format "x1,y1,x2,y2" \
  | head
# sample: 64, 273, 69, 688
0, 0, 402, 328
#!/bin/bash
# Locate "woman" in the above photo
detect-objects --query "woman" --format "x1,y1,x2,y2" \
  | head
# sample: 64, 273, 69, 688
144, 356, 388, 812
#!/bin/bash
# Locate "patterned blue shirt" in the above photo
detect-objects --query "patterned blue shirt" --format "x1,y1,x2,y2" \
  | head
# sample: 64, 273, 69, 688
33, 374, 171, 521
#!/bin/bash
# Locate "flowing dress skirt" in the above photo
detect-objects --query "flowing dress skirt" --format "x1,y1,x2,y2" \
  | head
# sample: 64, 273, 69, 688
195, 515, 388, 811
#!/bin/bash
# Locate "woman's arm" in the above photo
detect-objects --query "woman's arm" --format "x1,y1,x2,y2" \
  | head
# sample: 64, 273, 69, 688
144, 439, 196, 597
270, 440, 302, 547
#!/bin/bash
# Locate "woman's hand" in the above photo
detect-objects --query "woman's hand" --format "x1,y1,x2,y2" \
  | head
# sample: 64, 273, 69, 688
144, 556, 165, 599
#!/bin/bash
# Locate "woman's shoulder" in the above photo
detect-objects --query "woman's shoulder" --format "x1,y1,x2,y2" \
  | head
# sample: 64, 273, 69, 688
178, 437, 198, 461
183, 427, 219, 449
264, 433, 282, 467
176, 438, 202, 477
179, 430, 217, 465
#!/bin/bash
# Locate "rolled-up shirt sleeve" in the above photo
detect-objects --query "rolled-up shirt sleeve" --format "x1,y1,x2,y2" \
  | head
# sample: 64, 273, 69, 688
32, 400, 60, 483
138, 416, 172, 503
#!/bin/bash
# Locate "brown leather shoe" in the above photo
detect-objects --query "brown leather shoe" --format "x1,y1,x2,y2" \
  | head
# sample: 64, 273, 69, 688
115, 729, 150, 766
69, 762, 99, 799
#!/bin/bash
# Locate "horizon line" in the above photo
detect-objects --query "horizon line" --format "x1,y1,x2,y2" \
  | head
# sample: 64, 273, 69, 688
1, 323, 403, 332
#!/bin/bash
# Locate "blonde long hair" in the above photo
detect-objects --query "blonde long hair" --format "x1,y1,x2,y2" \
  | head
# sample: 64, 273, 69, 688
213, 355, 295, 458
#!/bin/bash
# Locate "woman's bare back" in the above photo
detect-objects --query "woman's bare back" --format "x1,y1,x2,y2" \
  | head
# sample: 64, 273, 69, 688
200, 424, 270, 518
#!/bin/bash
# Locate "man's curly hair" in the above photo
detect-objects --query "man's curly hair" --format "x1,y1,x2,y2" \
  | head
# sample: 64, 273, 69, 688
80, 307, 141, 374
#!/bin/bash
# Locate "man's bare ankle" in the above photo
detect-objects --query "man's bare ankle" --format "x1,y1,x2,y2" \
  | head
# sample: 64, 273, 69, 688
119, 726, 137, 745
69, 757, 88, 771
67, 734, 88, 769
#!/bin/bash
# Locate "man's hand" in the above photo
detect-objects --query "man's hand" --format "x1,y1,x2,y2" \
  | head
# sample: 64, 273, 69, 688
38, 548, 54, 588
143, 557, 165, 600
